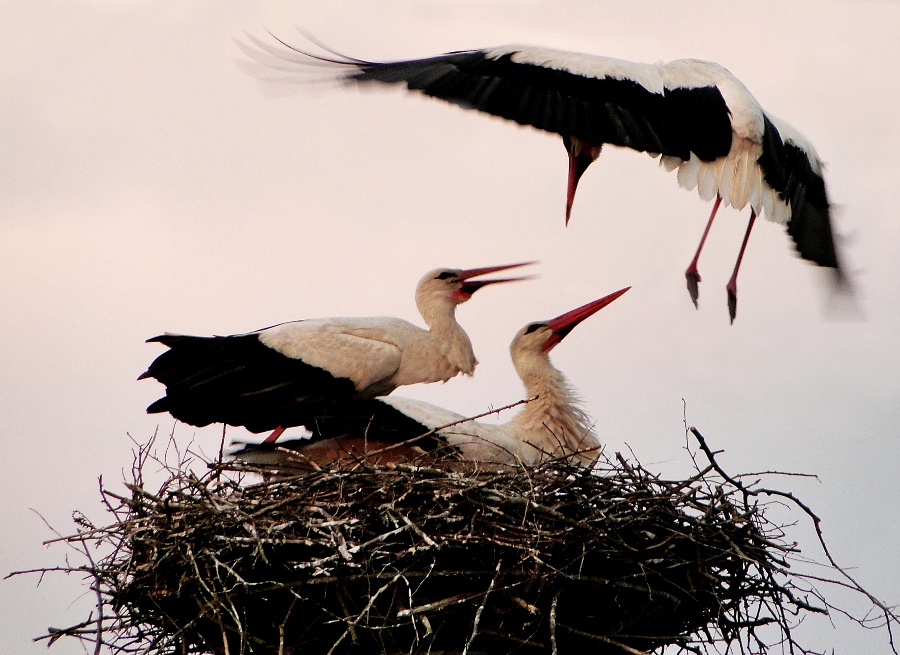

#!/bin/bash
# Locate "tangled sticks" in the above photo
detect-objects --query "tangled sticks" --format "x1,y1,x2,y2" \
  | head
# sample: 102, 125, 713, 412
19, 430, 898, 655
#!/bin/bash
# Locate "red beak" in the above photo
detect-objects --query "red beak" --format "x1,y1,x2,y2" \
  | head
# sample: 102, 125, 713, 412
541, 287, 631, 352
458, 261, 536, 296
564, 138, 603, 226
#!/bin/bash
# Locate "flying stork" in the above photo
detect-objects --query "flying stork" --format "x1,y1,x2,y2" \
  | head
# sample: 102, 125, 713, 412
140, 262, 532, 443
246, 36, 843, 322
231, 286, 629, 470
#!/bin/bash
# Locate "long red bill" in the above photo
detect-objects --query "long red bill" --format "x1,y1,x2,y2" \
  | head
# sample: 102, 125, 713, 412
541, 286, 631, 352
457, 261, 536, 281
565, 142, 602, 226
458, 261, 537, 297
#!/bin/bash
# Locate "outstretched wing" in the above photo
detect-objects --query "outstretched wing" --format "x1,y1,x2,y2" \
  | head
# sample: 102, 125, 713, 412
758, 115, 840, 271
254, 38, 733, 162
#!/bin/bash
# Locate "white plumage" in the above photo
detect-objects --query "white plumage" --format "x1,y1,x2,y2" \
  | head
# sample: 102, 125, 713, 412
140, 262, 532, 440
245, 37, 843, 321
231, 287, 630, 468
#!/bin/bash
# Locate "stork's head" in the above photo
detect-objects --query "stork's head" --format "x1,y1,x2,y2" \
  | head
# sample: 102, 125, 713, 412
511, 287, 631, 364
415, 262, 535, 314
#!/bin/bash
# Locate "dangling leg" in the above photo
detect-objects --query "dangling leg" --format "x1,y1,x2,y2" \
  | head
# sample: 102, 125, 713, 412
685, 195, 722, 308
726, 209, 757, 324
262, 425, 286, 444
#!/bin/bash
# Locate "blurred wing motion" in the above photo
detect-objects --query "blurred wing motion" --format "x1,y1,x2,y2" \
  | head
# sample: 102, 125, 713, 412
245, 36, 844, 321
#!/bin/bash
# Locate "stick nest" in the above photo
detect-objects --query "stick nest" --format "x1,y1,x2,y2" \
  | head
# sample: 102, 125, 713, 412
27, 431, 899, 655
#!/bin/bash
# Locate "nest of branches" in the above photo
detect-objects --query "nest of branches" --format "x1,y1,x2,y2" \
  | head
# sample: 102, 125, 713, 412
26, 429, 898, 655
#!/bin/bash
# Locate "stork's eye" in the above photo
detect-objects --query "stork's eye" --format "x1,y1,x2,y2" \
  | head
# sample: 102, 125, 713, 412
435, 271, 456, 281
524, 323, 544, 334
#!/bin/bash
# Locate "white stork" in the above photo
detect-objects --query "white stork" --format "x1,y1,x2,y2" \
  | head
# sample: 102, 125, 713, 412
246, 36, 843, 322
140, 262, 533, 443
231, 286, 629, 469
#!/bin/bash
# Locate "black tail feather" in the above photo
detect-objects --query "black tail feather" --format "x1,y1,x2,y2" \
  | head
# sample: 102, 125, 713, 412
141, 333, 358, 432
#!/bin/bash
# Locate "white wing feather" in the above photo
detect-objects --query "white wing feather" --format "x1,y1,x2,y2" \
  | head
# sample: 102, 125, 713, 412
259, 318, 407, 391
381, 397, 525, 464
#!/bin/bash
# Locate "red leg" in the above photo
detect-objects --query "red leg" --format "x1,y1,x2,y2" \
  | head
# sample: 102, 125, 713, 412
726, 209, 757, 324
685, 195, 722, 308
262, 425, 286, 444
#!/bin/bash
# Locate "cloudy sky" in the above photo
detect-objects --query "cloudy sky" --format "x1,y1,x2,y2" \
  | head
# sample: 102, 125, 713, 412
2, 1, 898, 653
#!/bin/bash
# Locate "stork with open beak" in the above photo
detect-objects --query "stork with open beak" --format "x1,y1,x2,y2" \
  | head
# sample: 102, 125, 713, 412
245, 36, 843, 322
231, 286, 629, 470
140, 262, 533, 443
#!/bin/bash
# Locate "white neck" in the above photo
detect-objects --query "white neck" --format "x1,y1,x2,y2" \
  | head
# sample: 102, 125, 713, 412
418, 296, 477, 377
510, 353, 599, 464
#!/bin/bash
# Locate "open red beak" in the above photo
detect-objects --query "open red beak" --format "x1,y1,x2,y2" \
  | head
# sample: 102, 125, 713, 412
541, 286, 631, 352
458, 261, 536, 296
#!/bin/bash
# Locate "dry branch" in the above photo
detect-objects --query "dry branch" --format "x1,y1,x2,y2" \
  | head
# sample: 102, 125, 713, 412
11, 428, 899, 655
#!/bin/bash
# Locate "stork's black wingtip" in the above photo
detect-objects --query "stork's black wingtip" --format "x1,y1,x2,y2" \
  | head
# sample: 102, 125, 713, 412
822, 265, 865, 321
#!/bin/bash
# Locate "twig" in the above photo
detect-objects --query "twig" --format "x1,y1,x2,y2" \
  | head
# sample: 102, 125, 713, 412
690, 425, 899, 653
360, 397, 536, 460
462, 560, 501, 655
550, 589, 560, 655
18, 429, 899, 655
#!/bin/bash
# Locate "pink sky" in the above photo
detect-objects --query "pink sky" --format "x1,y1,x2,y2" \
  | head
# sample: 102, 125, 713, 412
2, 2, 898, 653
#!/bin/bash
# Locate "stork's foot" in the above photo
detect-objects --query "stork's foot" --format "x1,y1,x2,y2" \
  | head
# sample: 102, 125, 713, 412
726, 281, 738, 324
685, 267, 701, 309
